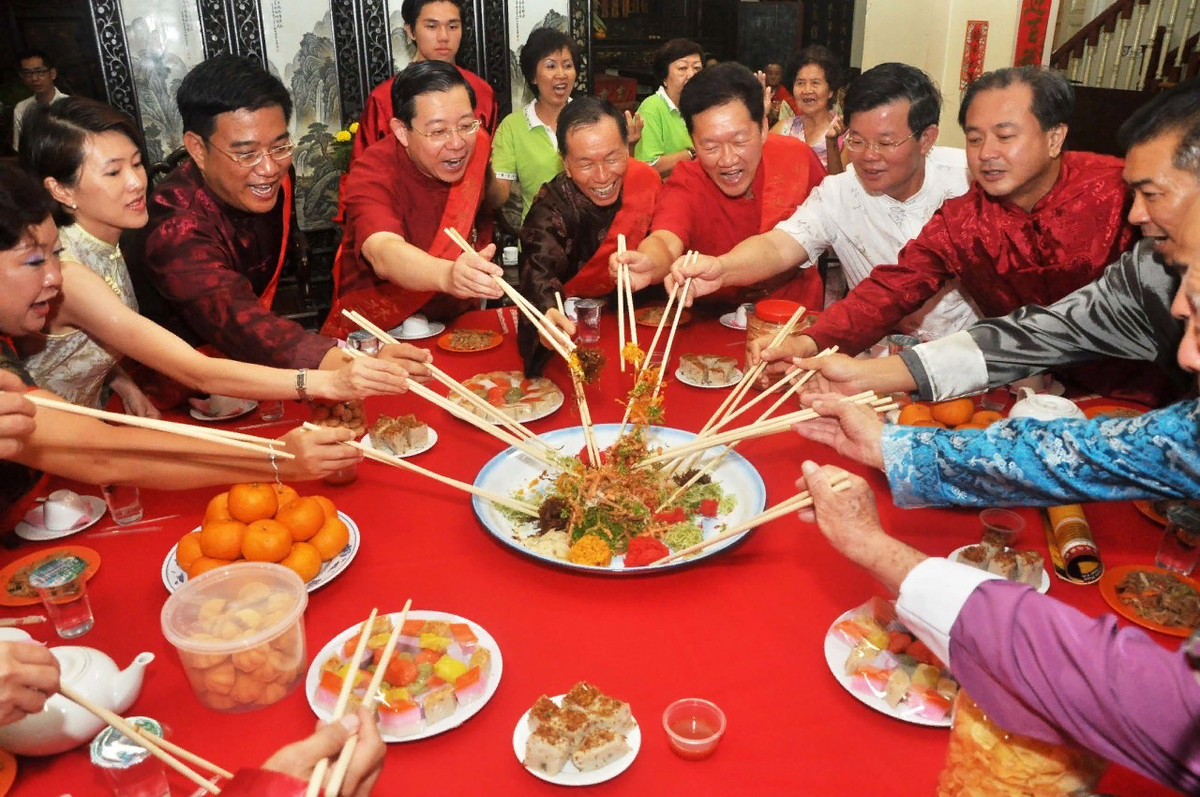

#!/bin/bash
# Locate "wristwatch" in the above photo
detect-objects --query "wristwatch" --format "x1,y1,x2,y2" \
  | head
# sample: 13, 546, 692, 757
295, 368, 310, 401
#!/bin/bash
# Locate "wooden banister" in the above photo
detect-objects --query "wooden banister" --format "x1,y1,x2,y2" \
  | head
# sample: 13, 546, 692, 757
1051, 0, 1152, 70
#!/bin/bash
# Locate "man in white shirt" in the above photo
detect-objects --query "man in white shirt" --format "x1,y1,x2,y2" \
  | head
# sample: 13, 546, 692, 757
12, 50, 68, 149
667, 62, 979, 341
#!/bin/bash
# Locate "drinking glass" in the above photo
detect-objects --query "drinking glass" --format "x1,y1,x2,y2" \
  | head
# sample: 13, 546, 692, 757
258, 400, 284, 422
29, 558, 94, 638
102, 485, 143, 525
575, 299, 604, 344
91, 717, 171, 797
347, 331, 381, 355
1156, 505, 1200, 575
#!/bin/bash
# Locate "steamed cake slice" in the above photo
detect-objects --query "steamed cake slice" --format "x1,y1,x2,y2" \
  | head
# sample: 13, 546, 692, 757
570, 729, 631, 772
524, 725, 572, 776
562, 681, 603, 712
528, 694, 559, 732
547, 706, 592, 746
586, 694, 634, 735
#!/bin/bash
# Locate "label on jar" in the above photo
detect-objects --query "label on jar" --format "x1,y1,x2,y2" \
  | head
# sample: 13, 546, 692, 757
89, 716, 163, 769
28, 555, 87, 589
1042, 506, 1103, 584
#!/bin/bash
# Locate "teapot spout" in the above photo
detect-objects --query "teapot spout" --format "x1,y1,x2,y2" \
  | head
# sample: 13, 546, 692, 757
112, 652, 154, 714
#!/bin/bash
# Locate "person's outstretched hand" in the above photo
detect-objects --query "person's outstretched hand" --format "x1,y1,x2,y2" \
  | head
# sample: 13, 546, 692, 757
261, 706, 385, 796
792, 393, 885, 470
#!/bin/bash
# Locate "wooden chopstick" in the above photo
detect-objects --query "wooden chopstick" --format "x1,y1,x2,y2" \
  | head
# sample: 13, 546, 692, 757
132, 727, 234, 780
615, 279, 680, 435
323, 600, 412, 797
650, 269, 693, 399
305, 608, 379, 797
0, 615, 45, 627
619, 234, 638, 348
27, 395, 294, 460
60, 684, 223, 794
616, 248, 627, 373
655, 475, 853, 565
309, 424, 539, 516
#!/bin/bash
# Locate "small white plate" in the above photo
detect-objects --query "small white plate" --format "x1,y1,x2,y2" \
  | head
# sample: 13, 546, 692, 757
361, 427, 438, 458
512, 694, 640, 786
189, 398, 258, 422
719, 312, 746, 331
306, 609, 503, 743
15, 496, 107, 541
674, 367, 743, 389
387, 321, 446, 341
948, 545, 1050, 594
161, 511, 360, 593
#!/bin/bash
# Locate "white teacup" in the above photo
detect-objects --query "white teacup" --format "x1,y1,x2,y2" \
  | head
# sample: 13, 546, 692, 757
43, 490, 87, 531
399, 314, 431, 337
735, 303, 754, 328
1008, 387, 1086, 422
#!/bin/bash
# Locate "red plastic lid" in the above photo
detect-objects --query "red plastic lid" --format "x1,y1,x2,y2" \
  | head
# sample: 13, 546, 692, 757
754, 299, 802, 324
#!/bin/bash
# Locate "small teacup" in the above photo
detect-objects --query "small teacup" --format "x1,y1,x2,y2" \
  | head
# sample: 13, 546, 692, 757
1008, 387, 1085, 422
734, 303, 754, 328
43, 490, 87, 531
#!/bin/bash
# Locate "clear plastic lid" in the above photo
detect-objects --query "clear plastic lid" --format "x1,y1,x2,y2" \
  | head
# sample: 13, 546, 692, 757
89, 716, 162, 769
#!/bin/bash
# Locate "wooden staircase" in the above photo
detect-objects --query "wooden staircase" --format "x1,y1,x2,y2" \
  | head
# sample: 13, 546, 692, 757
1050, 0, 1200, 90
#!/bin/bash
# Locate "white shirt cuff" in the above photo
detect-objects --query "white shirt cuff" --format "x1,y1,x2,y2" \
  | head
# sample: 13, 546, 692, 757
896, 557, 1002, 669
911, 331, 989, 400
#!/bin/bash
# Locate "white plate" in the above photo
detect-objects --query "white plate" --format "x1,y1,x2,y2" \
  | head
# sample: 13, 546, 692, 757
15, 496, 107, 541
472, 424, 767, 574
305, 609, 503, 743
718, 312, 746, 331
948, 545, 1050, 594
674, 366, 743, 389
512, 693, 640, 786
362, 427, 438, 458
823, 608, 952, 728
161, 511, 360, 593
448, 376, 564, 425
189, 398, 258, 422
387, 321, 446, 341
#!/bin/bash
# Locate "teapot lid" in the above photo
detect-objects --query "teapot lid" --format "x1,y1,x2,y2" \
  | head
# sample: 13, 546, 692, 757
90, 716, 162, 770
50, 646, 96, 685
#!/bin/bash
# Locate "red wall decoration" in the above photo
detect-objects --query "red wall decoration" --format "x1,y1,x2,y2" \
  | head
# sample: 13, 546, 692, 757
1014, 0, 1054, 65
960, 20, 990, 90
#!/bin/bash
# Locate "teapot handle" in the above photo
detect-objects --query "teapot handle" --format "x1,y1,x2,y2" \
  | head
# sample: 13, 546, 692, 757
1015, 386, 1036, 402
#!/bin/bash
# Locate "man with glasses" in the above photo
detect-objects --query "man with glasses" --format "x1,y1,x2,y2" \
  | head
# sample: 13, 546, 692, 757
12, 50, 67, 149
669, 63, 979, 342
612, 63, 826, 308
321, 61, 503, 338
133, 55, 428, 381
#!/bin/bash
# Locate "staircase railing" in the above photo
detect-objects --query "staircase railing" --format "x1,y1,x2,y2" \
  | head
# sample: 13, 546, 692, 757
1050, 0, 1199, 89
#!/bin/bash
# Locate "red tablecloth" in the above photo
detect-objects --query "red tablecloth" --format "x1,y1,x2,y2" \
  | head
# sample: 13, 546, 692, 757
6, 309, 1180, 796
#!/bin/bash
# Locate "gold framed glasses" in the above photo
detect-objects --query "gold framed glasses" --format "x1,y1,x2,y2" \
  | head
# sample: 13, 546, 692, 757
843, 131, 917, 154
410, 119, 481, 145
208, 140, 296, 169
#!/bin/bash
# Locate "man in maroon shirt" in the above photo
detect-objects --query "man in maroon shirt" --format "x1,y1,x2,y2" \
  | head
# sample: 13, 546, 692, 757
321, 60, 502, 338
757, 66, 1136, 359
131, 55, 429, 388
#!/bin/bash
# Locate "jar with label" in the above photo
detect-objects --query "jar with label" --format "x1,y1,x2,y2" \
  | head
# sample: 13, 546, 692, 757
938, 691, 1107, 796
744, 299, 817, 389
309, 399, 366, 485
90, 716, 170, 797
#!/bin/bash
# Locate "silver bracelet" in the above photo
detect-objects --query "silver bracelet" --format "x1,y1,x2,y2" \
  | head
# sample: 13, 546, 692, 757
268, 441, 282, 487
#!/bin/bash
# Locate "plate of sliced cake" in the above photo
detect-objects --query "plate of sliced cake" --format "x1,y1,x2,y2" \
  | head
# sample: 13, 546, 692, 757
363, 413, 437, 458
513, 681, 639, 786
949, 544, 1050, 594
675, 353, 742, 389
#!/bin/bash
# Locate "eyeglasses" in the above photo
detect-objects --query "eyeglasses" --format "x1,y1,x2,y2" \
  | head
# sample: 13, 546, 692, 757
207, 140, 296, 169
844, 131, 917, 154
19, 68, 50, 78
409, 119, 481, 145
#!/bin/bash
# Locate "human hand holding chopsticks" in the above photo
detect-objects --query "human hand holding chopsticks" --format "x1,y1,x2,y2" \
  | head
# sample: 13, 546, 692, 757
0, 370, 35, 459
542, 307, 576, 350
666, 252, 725, 306
276, 426, 363, 480
321, 354, 412, 400
791, 393, 885, 470
264, 707, 384, 797
608, 248, 655, 291
446, 242, 504, 300
375, 342, 433, 383
789, 351, 918, 399
0, 640, 60, 726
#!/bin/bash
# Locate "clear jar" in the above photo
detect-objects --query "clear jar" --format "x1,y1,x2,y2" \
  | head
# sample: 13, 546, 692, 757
938, 691, 1107, 797
309, 399, 366, 486
744, 299, 818, 389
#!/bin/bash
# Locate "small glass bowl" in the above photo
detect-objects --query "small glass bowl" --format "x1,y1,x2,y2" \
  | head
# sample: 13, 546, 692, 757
662, 698, 726, 760
980, 508, 1026, 546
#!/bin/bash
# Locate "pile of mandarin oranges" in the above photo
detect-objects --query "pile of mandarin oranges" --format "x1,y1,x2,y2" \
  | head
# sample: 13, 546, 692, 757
175, 483, 349, 583
896, 397, 1003, 430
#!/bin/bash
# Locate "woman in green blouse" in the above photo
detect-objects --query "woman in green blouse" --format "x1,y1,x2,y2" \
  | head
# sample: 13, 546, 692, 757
634, 38, 703, 178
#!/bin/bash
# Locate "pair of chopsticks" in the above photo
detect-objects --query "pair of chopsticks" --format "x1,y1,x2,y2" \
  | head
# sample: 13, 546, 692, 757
655, 472, 853, 565
306, 602, 411, 797
302, 422, 538, 517
59, 684, 231, 793
615, 234, 639, 373
26, 395, 293, 461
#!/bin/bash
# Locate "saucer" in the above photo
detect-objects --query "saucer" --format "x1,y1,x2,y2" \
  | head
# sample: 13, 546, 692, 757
16, 496, 107, 541
719, 312, 747, 331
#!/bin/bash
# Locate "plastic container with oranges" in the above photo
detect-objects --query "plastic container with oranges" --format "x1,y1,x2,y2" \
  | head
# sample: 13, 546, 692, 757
161, 562, 308, 712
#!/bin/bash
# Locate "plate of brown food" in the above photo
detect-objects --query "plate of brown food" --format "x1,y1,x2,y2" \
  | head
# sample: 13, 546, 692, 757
634, 306, 691, 328
1100, 564, 1200, 637
364, 414, 437, 458
513, 682, 640, 786
1132, 498, 1200, 526
438, 329, 502, 353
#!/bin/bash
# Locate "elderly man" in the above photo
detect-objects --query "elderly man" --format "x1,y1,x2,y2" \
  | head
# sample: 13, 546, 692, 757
322, 61, 502, 338
11, 50, 67, 148
774, 78, 1200, 405
516, 97, 661, 374
132, 55, 429, 401
670, 62, 978, 343
350, 0, 497, 165
757, 66, 1135, 359
614, 62, 827, 308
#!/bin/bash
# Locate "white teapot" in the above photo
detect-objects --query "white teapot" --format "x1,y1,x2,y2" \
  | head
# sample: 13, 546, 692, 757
0, 630, 153, 756
1007, 386, 1086, 422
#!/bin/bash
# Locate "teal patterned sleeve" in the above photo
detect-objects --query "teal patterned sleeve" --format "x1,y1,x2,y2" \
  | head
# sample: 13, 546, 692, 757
882, 399, 1200, 507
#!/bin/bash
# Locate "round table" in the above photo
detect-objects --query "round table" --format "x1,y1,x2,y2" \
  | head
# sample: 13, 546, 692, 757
5, 308, 1178, 796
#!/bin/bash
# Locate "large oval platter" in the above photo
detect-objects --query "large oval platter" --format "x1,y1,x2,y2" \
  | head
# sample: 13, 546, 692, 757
472, 424, 767, 574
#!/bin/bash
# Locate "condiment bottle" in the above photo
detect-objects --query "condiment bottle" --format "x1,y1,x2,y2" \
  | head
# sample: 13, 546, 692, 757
744, 299, 813, 389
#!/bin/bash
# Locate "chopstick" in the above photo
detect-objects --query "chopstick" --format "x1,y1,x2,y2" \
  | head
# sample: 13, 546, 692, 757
27, 395, 294, 460
132, 727, 235, 780
307, 424, 539, 516
323, 600, 411, 797
655, 474, 853, 565
619, 234, 638, 349
59, 684, 225, 794
305, 608, 378, 797
0, 615, 45, 627
555, 292, 600, 465
650, 269, 693, 399
616, 241, 626, 374
341, 309, 552, 451
615, 271, 683, 436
